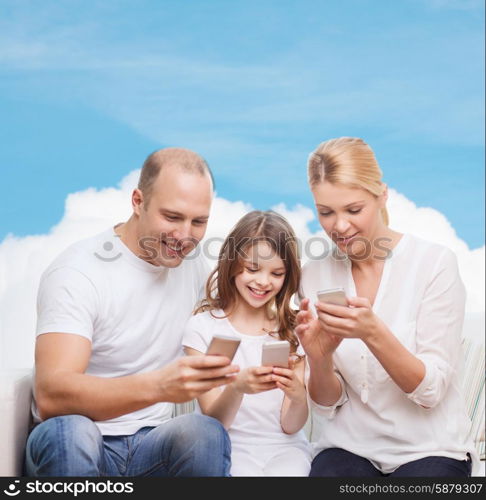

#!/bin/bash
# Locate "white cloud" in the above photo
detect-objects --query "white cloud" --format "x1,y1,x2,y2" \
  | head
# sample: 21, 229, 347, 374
0, 175, 483, 370
386, 189, 485, 315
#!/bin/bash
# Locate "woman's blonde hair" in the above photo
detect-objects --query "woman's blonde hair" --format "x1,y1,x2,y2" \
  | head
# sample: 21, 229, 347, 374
195, 210, 301, 355
307, 137, 389, 226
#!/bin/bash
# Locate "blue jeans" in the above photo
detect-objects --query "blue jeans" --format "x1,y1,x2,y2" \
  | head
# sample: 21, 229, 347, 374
309, 448, 471, 477
25, 414, 231, 477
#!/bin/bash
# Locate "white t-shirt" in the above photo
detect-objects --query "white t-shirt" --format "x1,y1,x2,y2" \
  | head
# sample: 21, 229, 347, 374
182, 310, 311, 451
33, 227, 210, 435
299, 233, 479, 474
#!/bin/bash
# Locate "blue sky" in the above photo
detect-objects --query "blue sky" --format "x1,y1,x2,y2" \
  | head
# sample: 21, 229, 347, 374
1, 0, 484, 248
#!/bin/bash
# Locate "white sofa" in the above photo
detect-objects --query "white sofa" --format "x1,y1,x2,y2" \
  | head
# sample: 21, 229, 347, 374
1, 314, 484, 477
0, 369, 33, 476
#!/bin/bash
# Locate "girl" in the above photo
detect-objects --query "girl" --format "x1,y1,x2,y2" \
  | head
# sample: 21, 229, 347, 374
297, 137, 479, 477
182, 210, 312, 476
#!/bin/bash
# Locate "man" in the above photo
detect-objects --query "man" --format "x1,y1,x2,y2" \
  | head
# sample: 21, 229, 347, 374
25, 148, 239, 477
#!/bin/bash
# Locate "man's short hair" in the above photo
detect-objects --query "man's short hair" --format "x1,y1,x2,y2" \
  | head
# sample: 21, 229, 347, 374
138, 147, 215, 205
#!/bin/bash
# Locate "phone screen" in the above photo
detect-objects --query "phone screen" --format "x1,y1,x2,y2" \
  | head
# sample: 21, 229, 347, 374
261, 341, 290, 368
317, 288, 347, 307
206, 335, 241, 361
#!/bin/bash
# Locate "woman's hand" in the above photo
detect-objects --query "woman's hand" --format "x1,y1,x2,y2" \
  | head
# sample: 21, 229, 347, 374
296, 298, 342, 361
315, 296, 384, 342
232, 366, 277, 394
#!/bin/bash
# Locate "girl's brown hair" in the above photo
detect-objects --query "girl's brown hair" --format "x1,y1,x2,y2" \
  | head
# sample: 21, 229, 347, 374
195, 210, 301, 354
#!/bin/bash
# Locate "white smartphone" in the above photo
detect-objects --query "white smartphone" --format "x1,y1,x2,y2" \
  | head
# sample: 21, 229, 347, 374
261, 340, 290, 368
317, 287, 348, 306
206, 334, 241, 361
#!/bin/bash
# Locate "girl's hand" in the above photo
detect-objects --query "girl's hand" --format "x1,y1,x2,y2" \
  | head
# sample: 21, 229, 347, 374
314, 296, 384, 342
296, 298, 342, 361
271, 360, 307, 404
232, 366, 277, 394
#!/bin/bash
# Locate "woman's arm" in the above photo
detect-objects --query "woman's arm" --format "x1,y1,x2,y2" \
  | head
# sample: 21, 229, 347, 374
315, 299, 427, 393
315, 249, 465, 407
306, 354, 345, 407
295, 298, 345, 407
361, 314, 426, 393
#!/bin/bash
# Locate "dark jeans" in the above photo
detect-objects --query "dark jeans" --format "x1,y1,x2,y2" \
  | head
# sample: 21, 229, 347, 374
310, 448, 471, 477
25, 413, 231, 477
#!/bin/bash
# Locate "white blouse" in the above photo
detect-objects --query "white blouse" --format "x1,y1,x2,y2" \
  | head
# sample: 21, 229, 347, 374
299, 233, 479, 474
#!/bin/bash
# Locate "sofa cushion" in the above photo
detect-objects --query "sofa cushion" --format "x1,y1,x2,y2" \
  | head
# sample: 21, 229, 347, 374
461, 336, 485, 459
0, 369, 33, 476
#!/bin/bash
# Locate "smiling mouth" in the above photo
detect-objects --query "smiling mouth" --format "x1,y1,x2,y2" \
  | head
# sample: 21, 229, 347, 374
248, 286, 271, 299
336, 232, 359, 244
162, 240, 185, 257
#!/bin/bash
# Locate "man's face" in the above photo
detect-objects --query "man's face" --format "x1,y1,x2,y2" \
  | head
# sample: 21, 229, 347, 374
134, 167, 212, 268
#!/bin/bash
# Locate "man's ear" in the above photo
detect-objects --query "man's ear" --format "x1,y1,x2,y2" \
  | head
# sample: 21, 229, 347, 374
132, 188, 144, 216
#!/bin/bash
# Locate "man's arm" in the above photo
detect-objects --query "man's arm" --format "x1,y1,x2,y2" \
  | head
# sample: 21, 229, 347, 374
35, 333, 239, 421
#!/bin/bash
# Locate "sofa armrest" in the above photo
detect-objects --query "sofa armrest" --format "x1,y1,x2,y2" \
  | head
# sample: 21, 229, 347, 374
172, 400, 196, 417
0, 369, 33, 476
461, 335, 485, 464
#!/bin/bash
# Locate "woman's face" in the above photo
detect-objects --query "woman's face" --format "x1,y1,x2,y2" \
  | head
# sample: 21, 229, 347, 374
311, 181, 386, 259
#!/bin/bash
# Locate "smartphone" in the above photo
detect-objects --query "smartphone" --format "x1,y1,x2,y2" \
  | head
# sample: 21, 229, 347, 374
206, 334, 241, 361
261, 340, 290, 368
317, 287, 348, 306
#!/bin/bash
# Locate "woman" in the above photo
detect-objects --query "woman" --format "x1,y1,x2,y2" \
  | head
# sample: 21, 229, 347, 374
296, 137, 479, 477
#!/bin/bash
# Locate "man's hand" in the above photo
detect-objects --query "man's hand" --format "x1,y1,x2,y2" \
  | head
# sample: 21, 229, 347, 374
34, 334, 239, 421
153, 355, 240, 403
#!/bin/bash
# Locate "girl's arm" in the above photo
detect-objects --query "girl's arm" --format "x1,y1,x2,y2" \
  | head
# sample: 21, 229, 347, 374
274, 357, 309, 434
184, 346, 276, 429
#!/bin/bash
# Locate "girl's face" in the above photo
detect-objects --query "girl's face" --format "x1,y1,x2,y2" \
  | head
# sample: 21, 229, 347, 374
311, 181, 386, 258
234, 241, 286, 310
